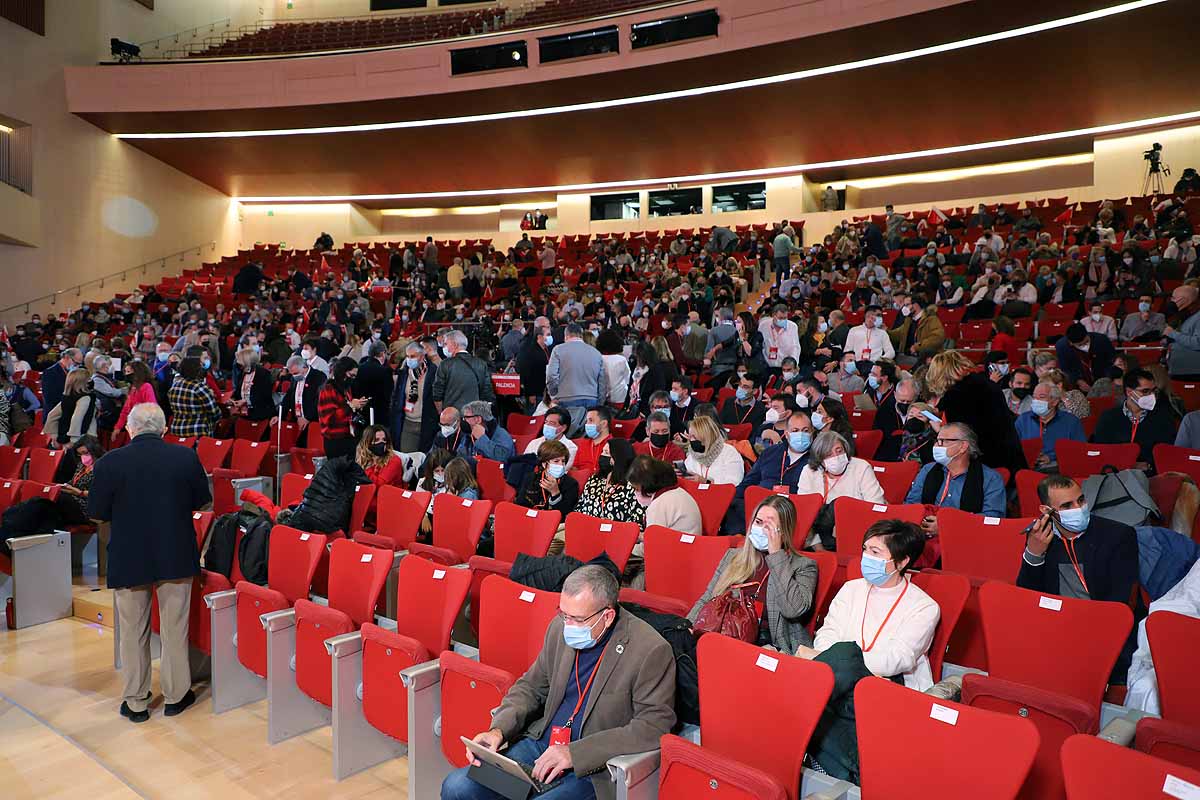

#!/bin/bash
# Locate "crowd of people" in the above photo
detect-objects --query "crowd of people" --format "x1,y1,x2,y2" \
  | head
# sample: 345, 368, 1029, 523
3, 189, 1200, 795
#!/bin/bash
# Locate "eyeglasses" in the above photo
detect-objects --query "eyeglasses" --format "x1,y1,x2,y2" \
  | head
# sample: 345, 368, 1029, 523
934, 438, 965, 447
557, 607, 606, 626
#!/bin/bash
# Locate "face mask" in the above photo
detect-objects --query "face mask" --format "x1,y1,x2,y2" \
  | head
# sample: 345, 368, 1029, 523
774, 318, 787, 329
788, 430, 811, 452
302, 350, 313, 361
860, 554, 893, 586
1090, 311, 1102, 322
440, 424, 458, 438
763, 408, 781, 425
584, 423, 600, 439
824, 453, 848, 475
901, 306, 912, 317
80, 453, 94, 467
689, 439, 706, 454
433, 471, 446, 484
812, 412, 826, 430
1056, 505, 1090, 534
541, 423, 562, 441
818, 321, 829, 333
544, 334, 554, 347
843, 361, 857, 375
748, 525, 770, 552
597, 455, 613, 476
369, 442, 388, 457
547, 463, 568, 479
942, 281, 952, 288
201, 357, 212, 369
866, 375, 880, 389
669, 390, 681, 403
781, 371, 796, 383
1136, 393, 1157, 412
1076, 340, 1090, 353
649, 432, 670, 449
872, 317, 884, 329
735, 387, 752, 402
1025, 398, 1053, 419
932, 445, 956, 466
157, 352, 169, 363
1138, 302, 1151, 312
563, 615, 604, 650
992, 363, 1010, 376
1123, 256, 1134, 266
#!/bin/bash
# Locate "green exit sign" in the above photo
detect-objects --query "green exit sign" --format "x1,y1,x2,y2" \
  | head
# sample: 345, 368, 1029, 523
287, 1, 293, 7
267, 209, 274, 216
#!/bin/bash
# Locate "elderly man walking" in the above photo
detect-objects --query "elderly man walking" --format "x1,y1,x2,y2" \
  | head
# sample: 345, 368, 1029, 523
88, 403, 211, 723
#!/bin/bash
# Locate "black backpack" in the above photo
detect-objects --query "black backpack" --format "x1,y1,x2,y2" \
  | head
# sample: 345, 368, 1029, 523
620, 603, 700, 727
237, 514, 274, 586
203, 508, 272, 584
203, 511, 241, 579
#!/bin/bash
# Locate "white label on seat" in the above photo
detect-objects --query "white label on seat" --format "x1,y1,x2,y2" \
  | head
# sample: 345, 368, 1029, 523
43, 486, 51, 493
215, 441, 222, 445
402, 490, 412, 498
462, 499, 473, 507
193, 512, 202, 520
519, 591, 535, 603
1187, 385, 1198, 390
2, 482, 9, 489
873, 466, 885, 472
600, 523, 613, 532
251, 443, 260, 448
1087, 450, 1100, 456
304, 474, 314, 480
755, 653, 778, 673
1190, 456, 1200, 462
1039, 596, 1063, 611
433, 570, 446, 580
1164, 775, 1200, 800
929, 703, 959, 726
360, 553, 373, 563
680, 535, 696, 544
526, 509, 538, 518
300, 533, 311, 541
871, 504, 888, 512
698, 483, 710, 490
984, 517, 1001, 526
355, 485, 362, 493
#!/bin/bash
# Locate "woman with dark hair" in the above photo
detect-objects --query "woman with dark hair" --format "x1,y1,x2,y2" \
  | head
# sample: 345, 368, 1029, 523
515, 439, 579, 518
166, 357, 222, 438
319, 356, 367, 459
116, 360, 156, 434
355, 425, 404, 488
54, 435, 106, 524
576, 438, 645, 527
626, 454, 702, 535
625, 340, 677, 416
810, 397, 856, 451
927, 350, 1027, 476
731, 310, 767, 376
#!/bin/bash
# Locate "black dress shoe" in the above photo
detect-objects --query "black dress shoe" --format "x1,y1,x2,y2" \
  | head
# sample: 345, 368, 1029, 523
119, 702, 149, 723
164, 689, 196, 717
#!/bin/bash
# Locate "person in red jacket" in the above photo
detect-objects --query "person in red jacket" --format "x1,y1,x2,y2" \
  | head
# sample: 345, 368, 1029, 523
632, 410, 686, 465
356, 425, 405, 489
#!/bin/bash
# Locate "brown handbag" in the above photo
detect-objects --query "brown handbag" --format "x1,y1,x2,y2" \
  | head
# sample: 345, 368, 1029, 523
693, 581, 762, 642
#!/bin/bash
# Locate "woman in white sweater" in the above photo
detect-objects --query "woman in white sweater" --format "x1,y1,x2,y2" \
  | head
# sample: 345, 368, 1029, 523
796, 519, 941, 690
682, 415, 745, 485
795, 430, 885, 548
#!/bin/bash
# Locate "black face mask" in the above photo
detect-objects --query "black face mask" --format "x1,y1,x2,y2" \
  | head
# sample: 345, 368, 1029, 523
597, 455, 613, 476
903, 418, 928, 435
1012, 386, 1033, 400
689, 440, 706, 454
368, 442, 388, 457
649, 432, 671, 449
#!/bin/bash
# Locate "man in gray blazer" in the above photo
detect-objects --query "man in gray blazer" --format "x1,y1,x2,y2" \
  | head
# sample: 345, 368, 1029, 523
546, 323, 608, 433
445, 566, 676, 800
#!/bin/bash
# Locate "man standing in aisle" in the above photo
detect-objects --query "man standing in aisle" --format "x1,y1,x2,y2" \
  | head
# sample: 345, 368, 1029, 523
88, 403, 210, 723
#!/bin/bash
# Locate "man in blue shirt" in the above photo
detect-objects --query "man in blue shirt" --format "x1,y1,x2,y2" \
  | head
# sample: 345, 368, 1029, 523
725, 410, 814, 533
905, 422, 1006, 537
1014, 381, 1085, 472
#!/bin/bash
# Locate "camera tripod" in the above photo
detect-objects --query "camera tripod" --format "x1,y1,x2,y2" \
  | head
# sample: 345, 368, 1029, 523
1142, 159, 1171, 196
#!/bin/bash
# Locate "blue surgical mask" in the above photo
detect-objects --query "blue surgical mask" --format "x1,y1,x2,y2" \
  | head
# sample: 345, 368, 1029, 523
860, 554, 893, 586
156, 352, 169, 363
433, 471, 446, 484
867, 375, 880, 389
1138, 302, 1151, 312
1030, 398, 1050, 417
547, 463, 567, 479
669, 390, 681, 402
735, 387, 751, 401
843, 361, 857, 374
788, 430, 811, 452
812, 412, 826, 430
440, 424, 458, 438
748, 525, 770, 551
201, 357, 212, 370
542, 423, 560, 440
584, 423, 600, 439
817, 321, 829, 333
544, 334, 554, 347
406, 357, 420, 370
932, 445, 952, 466
1150, 255, 1161, 266
774, 318, 787, 329
1056, 506, 1090, 533
563, 617, 602, 650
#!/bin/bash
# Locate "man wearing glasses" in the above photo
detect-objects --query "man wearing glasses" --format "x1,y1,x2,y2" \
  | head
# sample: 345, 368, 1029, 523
445, 566, 676, 799
1092, 368, 1178, 470
905, 422, 1007, 540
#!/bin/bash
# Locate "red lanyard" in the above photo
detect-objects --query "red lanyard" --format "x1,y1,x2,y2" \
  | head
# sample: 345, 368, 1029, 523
1130, 416, 1140, 443
1062, 534, 1090, 594
566, 648, 607, 728
822, 471, 842, 502
780, 449, 804, 486
876, 388, 893, 408
737, 403, 756, 425
938, 473, 953, 505
860, 580, 910, 653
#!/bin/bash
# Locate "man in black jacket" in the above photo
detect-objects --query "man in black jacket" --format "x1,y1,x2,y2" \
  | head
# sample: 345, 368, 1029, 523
88, 403, 211, 723
1019, 473, 1139, 681
1092, 368, 1178, 467
516, 316, 553, 406
278, 354, 326, 432
353, 340, 394, 429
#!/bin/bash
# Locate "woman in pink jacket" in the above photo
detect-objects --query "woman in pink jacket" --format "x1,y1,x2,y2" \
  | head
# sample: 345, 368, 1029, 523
116, 360, 159, 433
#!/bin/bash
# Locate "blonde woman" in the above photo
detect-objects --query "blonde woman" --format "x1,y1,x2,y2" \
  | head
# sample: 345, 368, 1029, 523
44, 369, 98, 447
650, 335, 674, 365
682, 414, 745, 485
687, 495, 818, 651
926, 349, 1027, 475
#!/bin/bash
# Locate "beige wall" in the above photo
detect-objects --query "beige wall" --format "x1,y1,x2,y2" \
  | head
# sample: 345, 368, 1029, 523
0, 0, 241, 326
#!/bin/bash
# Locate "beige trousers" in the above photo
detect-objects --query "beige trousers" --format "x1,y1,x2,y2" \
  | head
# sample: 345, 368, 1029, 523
115, 578, 193, 712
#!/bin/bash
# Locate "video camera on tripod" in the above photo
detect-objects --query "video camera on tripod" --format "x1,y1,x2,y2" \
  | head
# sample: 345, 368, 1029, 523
1142, 143, 1171, 195
1144, 143, 1169, 174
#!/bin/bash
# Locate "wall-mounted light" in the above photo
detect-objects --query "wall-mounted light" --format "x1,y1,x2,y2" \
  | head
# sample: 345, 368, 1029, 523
0, 124, 13, 134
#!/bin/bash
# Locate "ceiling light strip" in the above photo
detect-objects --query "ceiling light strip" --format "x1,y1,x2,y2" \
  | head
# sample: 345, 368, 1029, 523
116, 0, 1167, 140
234, 109, 1200, 202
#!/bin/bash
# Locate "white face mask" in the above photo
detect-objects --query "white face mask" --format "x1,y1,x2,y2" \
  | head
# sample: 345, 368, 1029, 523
1135, 393, 1157, 412
764, 408, 781, 424
823, 453, 849, 476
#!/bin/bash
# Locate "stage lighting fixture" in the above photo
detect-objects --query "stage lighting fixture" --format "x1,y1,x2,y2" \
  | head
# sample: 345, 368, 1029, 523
110, 38, 141, 63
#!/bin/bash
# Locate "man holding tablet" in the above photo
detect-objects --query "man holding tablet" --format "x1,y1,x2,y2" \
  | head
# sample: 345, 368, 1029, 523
443, 565, 677, 799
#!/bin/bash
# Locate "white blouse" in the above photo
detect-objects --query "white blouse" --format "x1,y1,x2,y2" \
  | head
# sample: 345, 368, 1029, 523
683, 442, 746, 486
814, 577, 941, 690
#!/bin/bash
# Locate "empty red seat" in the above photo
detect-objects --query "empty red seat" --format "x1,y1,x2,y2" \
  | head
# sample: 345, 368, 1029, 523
677, 479, 736, 536
1153, 443, 1200, 484
374, 486, 431, 548
621, 525, 739, 615
475, 458, 515, 504
1135, 717, 1200, 772
865, 460, 920, 505
27, 448, 63, 484
1055, 440, 1139, 480
1147, 610, 1200, 726
279, 472, 313, 508
196, 437, 234, 473
0, 446, 29, 480
563, 512, 640, 572
1062, 733, 1200, 799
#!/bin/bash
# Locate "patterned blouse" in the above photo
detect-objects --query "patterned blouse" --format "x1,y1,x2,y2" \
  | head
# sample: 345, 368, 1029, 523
576, 475, 647, 530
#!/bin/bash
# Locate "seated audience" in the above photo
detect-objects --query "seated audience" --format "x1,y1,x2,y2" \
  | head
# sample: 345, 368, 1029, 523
1014, 381, 1086, 471
728, 410, 814, 534
718, 372, 766, 430
796, 430, 885, 549
627, 455, 703, 536
576, 438, 645, 528
574, 406, 612, 472
44, 368, 98, 447
523, 405, 578, 468
516, 439, 579, 517
632, 410, 685, 464
1092, 368, 1179, 467
688, 495, 818, 651
905, 422, 1007, 533
681, 414, 745, 485
356, 425, 404, 488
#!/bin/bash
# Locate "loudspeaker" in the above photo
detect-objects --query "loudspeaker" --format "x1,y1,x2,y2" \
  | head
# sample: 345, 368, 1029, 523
630, 9, 719, 50
450, 40, 528, 76
539, 25, 619, 64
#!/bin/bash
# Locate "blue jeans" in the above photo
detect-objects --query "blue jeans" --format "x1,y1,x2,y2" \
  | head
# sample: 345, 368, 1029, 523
441, 737, 596, 800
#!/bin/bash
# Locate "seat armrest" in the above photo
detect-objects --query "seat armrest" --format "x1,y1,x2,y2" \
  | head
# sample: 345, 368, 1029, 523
261, 608, 296, 631
452, 642, 480, 659
400, 659, 441, 691
606, 750, 660, 788
924, 674, 963, 702
205, 589, 237, 611
7, 533, 55, 551
1098, 708, 1154, 746
325, 631, 363, 657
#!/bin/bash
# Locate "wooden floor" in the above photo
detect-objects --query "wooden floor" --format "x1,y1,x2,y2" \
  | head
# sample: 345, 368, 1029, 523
0, 613, 409, 799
